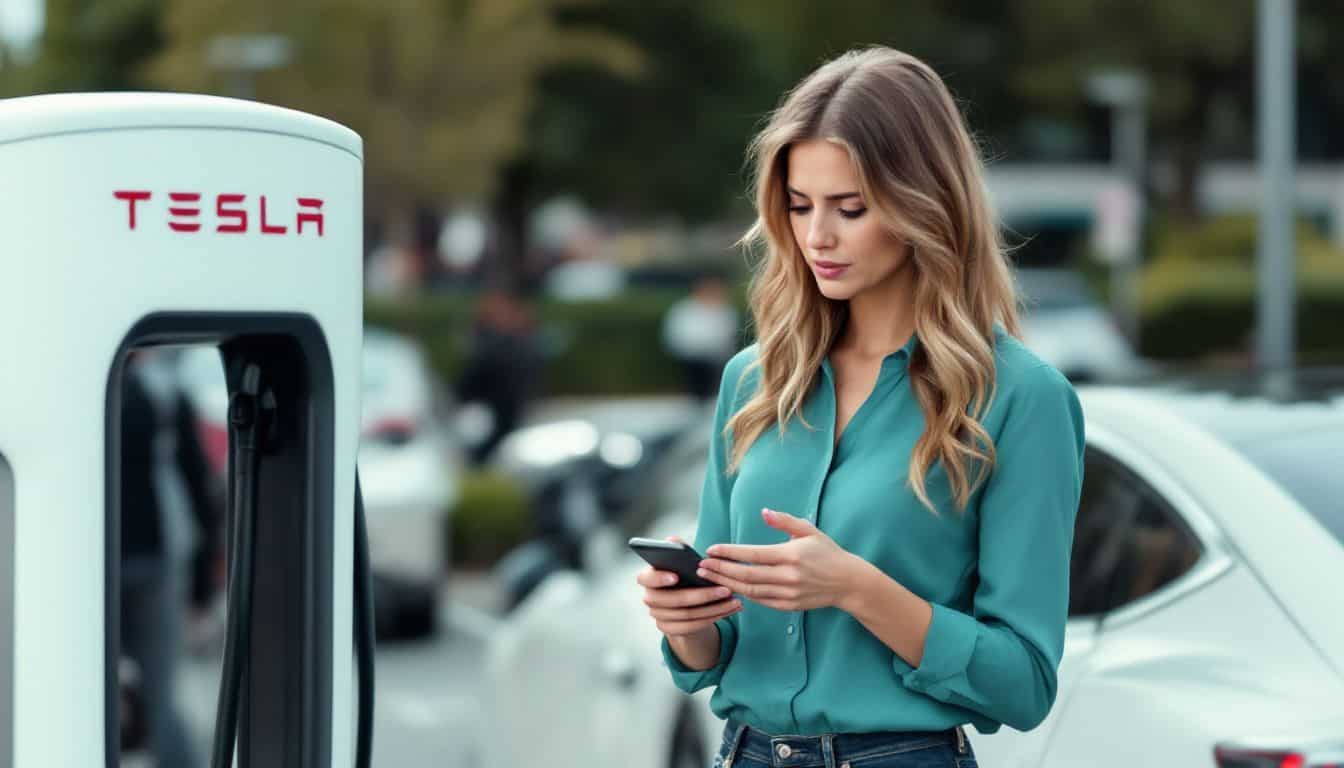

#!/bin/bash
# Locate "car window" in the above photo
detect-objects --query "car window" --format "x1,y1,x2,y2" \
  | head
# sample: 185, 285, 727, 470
1069, 448, 1203, 617
1015, 268, 1095, 312
1231, 429, 1344, 546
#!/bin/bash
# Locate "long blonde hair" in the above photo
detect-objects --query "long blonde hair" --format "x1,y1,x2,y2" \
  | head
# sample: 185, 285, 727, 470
726, 46, 1021, 514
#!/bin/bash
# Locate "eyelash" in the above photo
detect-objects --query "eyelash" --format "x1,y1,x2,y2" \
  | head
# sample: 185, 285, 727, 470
788, 205, 866, 220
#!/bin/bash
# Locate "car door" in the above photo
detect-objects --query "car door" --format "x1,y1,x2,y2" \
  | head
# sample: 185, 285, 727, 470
586, 435, 714, 766
969, 444, 1127, 767
480, 569, 607, 768
1033, 444, 1211, 768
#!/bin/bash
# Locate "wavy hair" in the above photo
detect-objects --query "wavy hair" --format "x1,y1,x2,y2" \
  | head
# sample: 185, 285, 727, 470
725, 47, 1021, 514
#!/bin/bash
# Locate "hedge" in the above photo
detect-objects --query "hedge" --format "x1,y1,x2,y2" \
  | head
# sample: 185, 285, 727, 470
371, 217, 1344, 398
367, 289, 749, 396
448, 469, 533, 568
1134, 214, 1344, 362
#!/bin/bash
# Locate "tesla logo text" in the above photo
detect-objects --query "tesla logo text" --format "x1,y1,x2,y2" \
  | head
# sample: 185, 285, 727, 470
114, 191, 325, 236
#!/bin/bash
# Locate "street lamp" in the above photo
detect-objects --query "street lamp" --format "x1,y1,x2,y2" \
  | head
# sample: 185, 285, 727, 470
206, 34, 293, 100
1256, 0, 1296, 371
1086, 69, 1149, 347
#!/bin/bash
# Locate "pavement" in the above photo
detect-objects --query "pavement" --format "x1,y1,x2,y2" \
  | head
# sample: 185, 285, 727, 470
152, 572, 506, 768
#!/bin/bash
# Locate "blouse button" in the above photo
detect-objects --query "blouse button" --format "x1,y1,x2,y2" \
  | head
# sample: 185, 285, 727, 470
776, 744, 793, 759
786, 625, 795, 635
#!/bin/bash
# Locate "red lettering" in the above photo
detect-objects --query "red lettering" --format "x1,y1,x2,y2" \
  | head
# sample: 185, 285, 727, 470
259, 195, 287, 235
296, 197, 324, 236
116, 189, 329, 236
168, 192, 201, 233
217, 194, 247, 233
114, 190, 151, 229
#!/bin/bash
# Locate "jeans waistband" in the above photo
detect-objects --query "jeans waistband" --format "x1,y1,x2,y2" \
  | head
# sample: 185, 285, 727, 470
721, 719, 965, 767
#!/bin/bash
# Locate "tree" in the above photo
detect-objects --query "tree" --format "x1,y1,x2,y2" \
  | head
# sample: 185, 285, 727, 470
146, 0, 644, 286
1012, 0, 1341, 221
713, 2, 1043, 165
15, 0, 164, 93
522, 0, 770, 224
521, 1, 1030, 226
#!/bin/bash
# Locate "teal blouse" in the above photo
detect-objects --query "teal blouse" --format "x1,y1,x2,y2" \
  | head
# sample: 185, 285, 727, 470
660, 328, 1085, 736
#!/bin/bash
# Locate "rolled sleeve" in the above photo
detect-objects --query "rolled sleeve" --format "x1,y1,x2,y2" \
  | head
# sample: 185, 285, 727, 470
661, 616, 739, 693
899, 363, 1085, 731
898, 602, 977, 700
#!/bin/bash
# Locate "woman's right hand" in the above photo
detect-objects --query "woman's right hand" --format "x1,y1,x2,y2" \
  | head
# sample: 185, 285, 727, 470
636, 536, 742, 638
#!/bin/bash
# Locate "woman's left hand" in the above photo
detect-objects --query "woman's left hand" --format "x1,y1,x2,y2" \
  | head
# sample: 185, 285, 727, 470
696, 507, 867, 612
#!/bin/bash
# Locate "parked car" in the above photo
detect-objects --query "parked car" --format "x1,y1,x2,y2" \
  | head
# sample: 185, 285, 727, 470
1015, 267, 1147, 383
487, 399, 704, 610
176, 326, 463, 638
481, 368, 1344, 768
482, 415, 717, 768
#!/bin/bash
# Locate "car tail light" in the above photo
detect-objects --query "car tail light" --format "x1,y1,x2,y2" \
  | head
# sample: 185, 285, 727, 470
364, 416, 418, 446
1216, 744, 1344, 768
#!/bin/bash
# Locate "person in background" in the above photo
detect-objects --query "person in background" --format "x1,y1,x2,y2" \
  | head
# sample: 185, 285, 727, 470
637, 47, 1085, 767
120, 349, 222, 766
661, 273, 740, 402
455, 289, 543, 464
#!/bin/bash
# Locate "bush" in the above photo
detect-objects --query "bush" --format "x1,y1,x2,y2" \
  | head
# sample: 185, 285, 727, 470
367, 289, 751, 396
1137, 214, 1344, 362
448, 470, 533, 569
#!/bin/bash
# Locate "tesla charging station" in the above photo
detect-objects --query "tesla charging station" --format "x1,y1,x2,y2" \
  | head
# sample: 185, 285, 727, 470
0, 94, 374, 767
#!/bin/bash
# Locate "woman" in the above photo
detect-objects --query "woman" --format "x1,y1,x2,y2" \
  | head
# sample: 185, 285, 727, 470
636, 47, 1085, 767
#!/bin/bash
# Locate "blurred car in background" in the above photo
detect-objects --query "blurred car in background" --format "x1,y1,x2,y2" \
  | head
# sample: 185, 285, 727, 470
1016, 267, 1148, 383
486, 398, 703, 610
177, 326, 463, 638
481, 416, 717, 768
482, 369, 1344, 768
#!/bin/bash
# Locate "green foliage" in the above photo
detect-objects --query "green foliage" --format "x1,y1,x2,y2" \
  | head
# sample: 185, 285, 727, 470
367, 289, 750, 395
1139, 286, 1344, 363
16, 0, 164, 93
449, 469, 533, 567
526, 0, 770, 222
1141, 213, 1344, 314
146, 0, 645, 206
1012, 0, 1256, 117
716, 2, 1033, 158
370, 262, 1344, 394
1137, 214, 1344, 361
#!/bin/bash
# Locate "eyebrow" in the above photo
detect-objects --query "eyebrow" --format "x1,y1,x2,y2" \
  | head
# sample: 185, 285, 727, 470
787, 186, 862, 202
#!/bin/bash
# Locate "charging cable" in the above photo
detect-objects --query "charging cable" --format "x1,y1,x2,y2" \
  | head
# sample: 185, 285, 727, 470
207, 361, 375, 768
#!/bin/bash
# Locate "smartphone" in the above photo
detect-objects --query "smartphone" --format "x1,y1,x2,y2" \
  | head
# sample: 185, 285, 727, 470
628, 537, 719, 589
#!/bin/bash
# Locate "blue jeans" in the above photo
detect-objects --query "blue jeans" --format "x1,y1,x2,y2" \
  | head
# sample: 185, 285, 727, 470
712, 719, 978, 768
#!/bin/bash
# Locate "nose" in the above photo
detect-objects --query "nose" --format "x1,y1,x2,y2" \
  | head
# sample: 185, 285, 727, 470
805, 215, 834, 251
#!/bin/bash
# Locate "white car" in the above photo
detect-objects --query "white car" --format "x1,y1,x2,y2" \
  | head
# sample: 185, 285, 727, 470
480, 371, 1344, 768
1016, 268, 1147, 383
176, 326, 462, 636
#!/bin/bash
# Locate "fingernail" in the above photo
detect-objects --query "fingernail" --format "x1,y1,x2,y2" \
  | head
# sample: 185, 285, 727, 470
716, 587, 730, 597
663, 574, 676, 585
762, 508, 775, 520
697, 568, 709, 577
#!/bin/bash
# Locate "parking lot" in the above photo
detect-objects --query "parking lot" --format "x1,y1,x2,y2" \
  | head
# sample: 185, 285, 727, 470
172, 576, 503, 767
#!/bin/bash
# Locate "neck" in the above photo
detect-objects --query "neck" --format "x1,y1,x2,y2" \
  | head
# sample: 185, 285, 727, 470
837, 266, 917, 358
